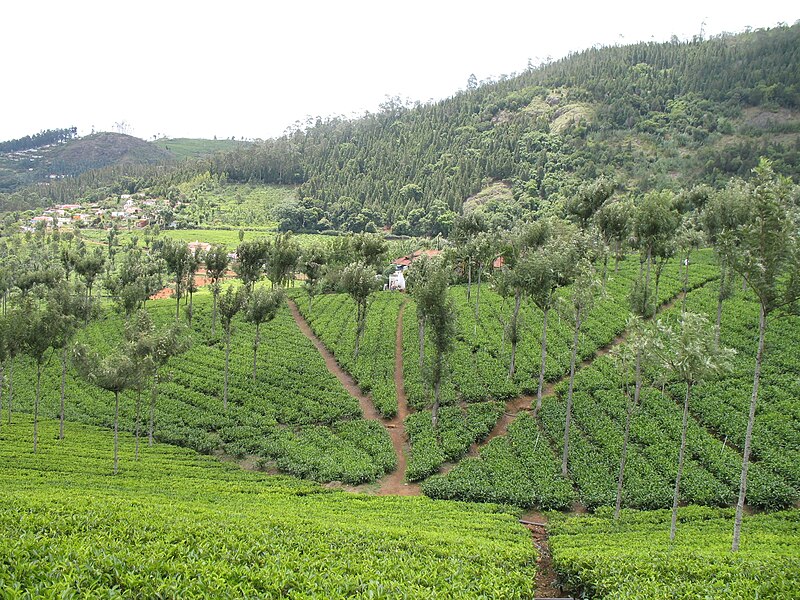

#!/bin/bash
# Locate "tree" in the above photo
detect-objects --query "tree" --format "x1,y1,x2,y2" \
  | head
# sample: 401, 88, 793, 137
159, 239, 193, 321
714, 160, 800, 551
235, 238, 270, 292
631, 191, 680, 317
340, 262, 379, 360
218, 285, 246, 410
105, 247, 161, 319
74, 246, 106, 321
610, 317, 653, 520
245, 287, 283, 382
185, 246, 204, 324
73, 342, 139, 474
21, 297, 63, 453
470, 232, 497, 335
2, 304, 23, 425
350, 232, 388, 270
595, 198, 633, 283
414, 259, 455, 429
451, 212, 488, 300
675, 214, 705, 315
126, 310, 156, 458
527, 219, 581, 410
495, 220, 559, 380
565, 177, 615, 230
406, 256, 436, 370
299, 244, 327, 311
49, 280, 92, 440
145, 316, 191, 447
122, 309, 190, 452
204, 244, 230, 336
267, 232, 300, 288
560, 259, 602, 477
702, 186, 751, 345
651, 313, 735, 541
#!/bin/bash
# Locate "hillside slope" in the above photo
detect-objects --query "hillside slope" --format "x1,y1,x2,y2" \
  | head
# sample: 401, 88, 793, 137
203, 23, 800, 234
0, 132, 174, 193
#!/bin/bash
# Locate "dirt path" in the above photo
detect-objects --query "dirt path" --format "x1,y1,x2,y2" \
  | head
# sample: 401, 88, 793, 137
520, 511, 571, 599
376, 301, 420, 495
287, 299, 380, 420
287, 298, 418, 495
471, 289, 692, 456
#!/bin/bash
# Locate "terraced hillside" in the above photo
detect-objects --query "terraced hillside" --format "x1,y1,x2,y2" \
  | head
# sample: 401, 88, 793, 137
11, 291, 396, 485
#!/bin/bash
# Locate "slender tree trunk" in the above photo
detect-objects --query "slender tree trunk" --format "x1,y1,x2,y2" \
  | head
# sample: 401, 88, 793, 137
149, 371, 158, 446
175, 283, 181, 321
681, 253, 690, 316
670, 381, 692, 541
252, 323, 260, 382
432, 353, 442, 430
59, 346, 67, 440
474, 267, 482, 338
715, 268, 725, 347
466, 261, 472, 301
615, 384, 634, 520
643, 246, 653, 315
212, 290, 218, 337
0, 364, 4, 432
602, 253, 609, 291
135, 387, 141, 460
86, 284, 92, 325
7, 359, 12, 424
508, 289, 521, 379
535, 305, 550, 412
34, 362, 42, 454
732, 304, 767, 551
224, 328, 231, 410
113, 390, 120, 475
562, 307, 583, 477
188, 288, 194, 325
418, 318, 425, 370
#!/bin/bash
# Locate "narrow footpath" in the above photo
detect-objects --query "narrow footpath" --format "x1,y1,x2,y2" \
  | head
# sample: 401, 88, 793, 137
376, 301, 420, 495
520, 511, 572, 600
287, 298, 418, 495
471, 288, 693, 455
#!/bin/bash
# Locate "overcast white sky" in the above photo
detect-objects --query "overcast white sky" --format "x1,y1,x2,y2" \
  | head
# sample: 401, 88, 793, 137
1, 1, 796, 142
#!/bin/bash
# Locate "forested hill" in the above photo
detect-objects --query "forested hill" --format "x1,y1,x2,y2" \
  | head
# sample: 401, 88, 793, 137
0, 132, 173, 196
4, 24, 799, 231
207, 23, 800, 234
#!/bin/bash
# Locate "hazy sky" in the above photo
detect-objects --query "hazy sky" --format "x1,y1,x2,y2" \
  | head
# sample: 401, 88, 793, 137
2, 1, 796, 142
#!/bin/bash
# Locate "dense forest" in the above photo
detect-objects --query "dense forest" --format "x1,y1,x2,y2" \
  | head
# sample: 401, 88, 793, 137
2, 24, 799, 234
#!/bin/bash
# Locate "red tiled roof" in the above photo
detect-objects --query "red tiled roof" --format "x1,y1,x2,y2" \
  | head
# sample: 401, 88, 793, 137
391, 249, 442, 266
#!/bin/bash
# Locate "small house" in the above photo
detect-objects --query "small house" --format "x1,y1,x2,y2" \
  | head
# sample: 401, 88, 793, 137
388, 270, 406, 291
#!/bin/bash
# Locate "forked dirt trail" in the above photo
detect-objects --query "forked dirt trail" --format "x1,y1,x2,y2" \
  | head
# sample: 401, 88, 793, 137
287, 298, 418, 495
471, 288, 693, 455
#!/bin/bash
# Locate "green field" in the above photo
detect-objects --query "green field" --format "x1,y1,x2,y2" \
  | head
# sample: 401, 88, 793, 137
12, 292, 396, 485
549, 507, 800, 599
152, 137, 251, 159
1, 416, 537, 598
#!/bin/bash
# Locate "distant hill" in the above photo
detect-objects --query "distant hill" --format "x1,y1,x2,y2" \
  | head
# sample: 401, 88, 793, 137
0, 132, 173, 193
3, 23, 799, 223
